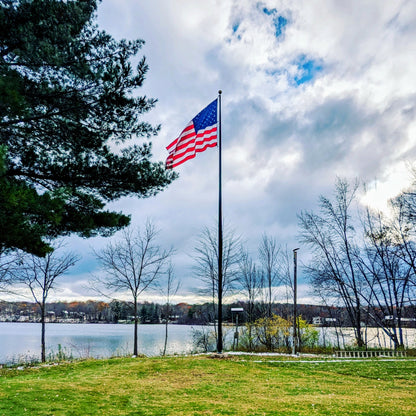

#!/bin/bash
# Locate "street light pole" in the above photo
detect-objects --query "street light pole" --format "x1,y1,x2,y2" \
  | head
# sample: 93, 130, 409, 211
292, 248, 299, 355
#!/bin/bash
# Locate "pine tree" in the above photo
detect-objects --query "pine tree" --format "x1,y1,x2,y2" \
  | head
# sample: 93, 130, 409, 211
0, 0, 176, 256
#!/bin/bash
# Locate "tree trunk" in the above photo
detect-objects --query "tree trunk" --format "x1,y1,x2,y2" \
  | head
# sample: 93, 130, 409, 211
398, 318, 404, 349
354, 299, 365, 348
163, 303, 169, 356
217, 288, 223, 353
41, 305, 46, 362
133, 299, 138, 356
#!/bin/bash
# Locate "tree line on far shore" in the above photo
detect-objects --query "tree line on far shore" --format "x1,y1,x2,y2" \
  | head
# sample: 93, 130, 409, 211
2, 299, 415, 329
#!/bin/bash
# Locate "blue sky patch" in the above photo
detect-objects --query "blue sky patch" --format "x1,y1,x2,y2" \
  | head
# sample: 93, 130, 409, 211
261, 6, 288, 38
273, 15, 287, 38
294, 56, 323, 85
230, 20, 242, 40
263, 7, 277, 16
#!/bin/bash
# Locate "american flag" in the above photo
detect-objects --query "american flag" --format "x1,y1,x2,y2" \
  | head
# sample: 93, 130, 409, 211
166, 99, 218, 169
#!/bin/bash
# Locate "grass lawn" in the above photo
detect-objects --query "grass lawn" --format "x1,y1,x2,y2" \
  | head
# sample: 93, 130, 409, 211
0, 355, 415, 415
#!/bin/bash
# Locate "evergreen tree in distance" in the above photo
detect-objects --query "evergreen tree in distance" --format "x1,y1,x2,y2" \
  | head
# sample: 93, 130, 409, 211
0, 0, 177, 256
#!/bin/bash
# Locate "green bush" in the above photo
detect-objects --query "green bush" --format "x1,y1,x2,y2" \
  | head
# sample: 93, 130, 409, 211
238, 315, 319, 352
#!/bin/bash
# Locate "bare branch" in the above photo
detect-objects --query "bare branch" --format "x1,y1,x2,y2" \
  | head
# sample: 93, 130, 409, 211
92, 221, 173, 355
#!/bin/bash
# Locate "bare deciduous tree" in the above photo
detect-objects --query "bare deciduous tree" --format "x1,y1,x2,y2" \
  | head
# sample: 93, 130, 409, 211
278, 246, 296, 320
259, 234, 282, 318
0, 251, 15, 294
298, 178, 367, 347
394, 166, 416, 228
14, 243, 79, 362
237, 248, 261, 322
392, 179, 416, 297
194, 224, 241, 352
358, 206, 415, 349
161, 263, 180, 356
237, 247, 261, 350
94, 222, 173, 356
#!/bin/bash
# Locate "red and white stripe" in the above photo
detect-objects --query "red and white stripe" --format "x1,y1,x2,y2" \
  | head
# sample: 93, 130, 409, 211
166, 121, 217, 169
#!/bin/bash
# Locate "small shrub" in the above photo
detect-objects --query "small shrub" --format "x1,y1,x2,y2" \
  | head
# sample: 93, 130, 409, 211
192, 327, 216, 352
47, 344, 73, 362
298, 318, 320, 349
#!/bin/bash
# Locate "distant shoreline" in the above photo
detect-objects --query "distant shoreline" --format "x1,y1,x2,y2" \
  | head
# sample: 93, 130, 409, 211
0, 320, 189, 325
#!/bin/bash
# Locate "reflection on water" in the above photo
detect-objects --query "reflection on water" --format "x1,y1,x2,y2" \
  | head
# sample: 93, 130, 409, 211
319, 326, 416, 349
1, 323, 415, 364
0, 322, 199, 364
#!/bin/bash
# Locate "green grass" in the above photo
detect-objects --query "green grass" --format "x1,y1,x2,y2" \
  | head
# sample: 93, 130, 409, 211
0, 355, 415, 415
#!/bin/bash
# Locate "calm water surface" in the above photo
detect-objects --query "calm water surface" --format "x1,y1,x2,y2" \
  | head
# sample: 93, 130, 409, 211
0, 322, 200, 364
2, 323, 414, 364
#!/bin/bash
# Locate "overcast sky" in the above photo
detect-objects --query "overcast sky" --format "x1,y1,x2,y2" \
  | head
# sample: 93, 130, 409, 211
27, 0, 416, 304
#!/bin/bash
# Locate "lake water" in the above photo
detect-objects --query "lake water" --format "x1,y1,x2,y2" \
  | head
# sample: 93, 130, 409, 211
1, 323, 415, 364
0, 322, 200, 364
319, 326, 416, 349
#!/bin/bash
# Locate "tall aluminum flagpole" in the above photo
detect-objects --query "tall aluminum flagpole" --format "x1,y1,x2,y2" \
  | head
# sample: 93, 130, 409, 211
292, 248, 299, 355
217, 90, 223, 353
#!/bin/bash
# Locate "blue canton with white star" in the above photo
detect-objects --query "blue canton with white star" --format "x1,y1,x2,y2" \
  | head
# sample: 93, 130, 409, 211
192, 99, 217, 133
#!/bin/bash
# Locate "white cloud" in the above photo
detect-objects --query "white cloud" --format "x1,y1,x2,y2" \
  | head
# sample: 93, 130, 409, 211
360, 160, 414, 213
